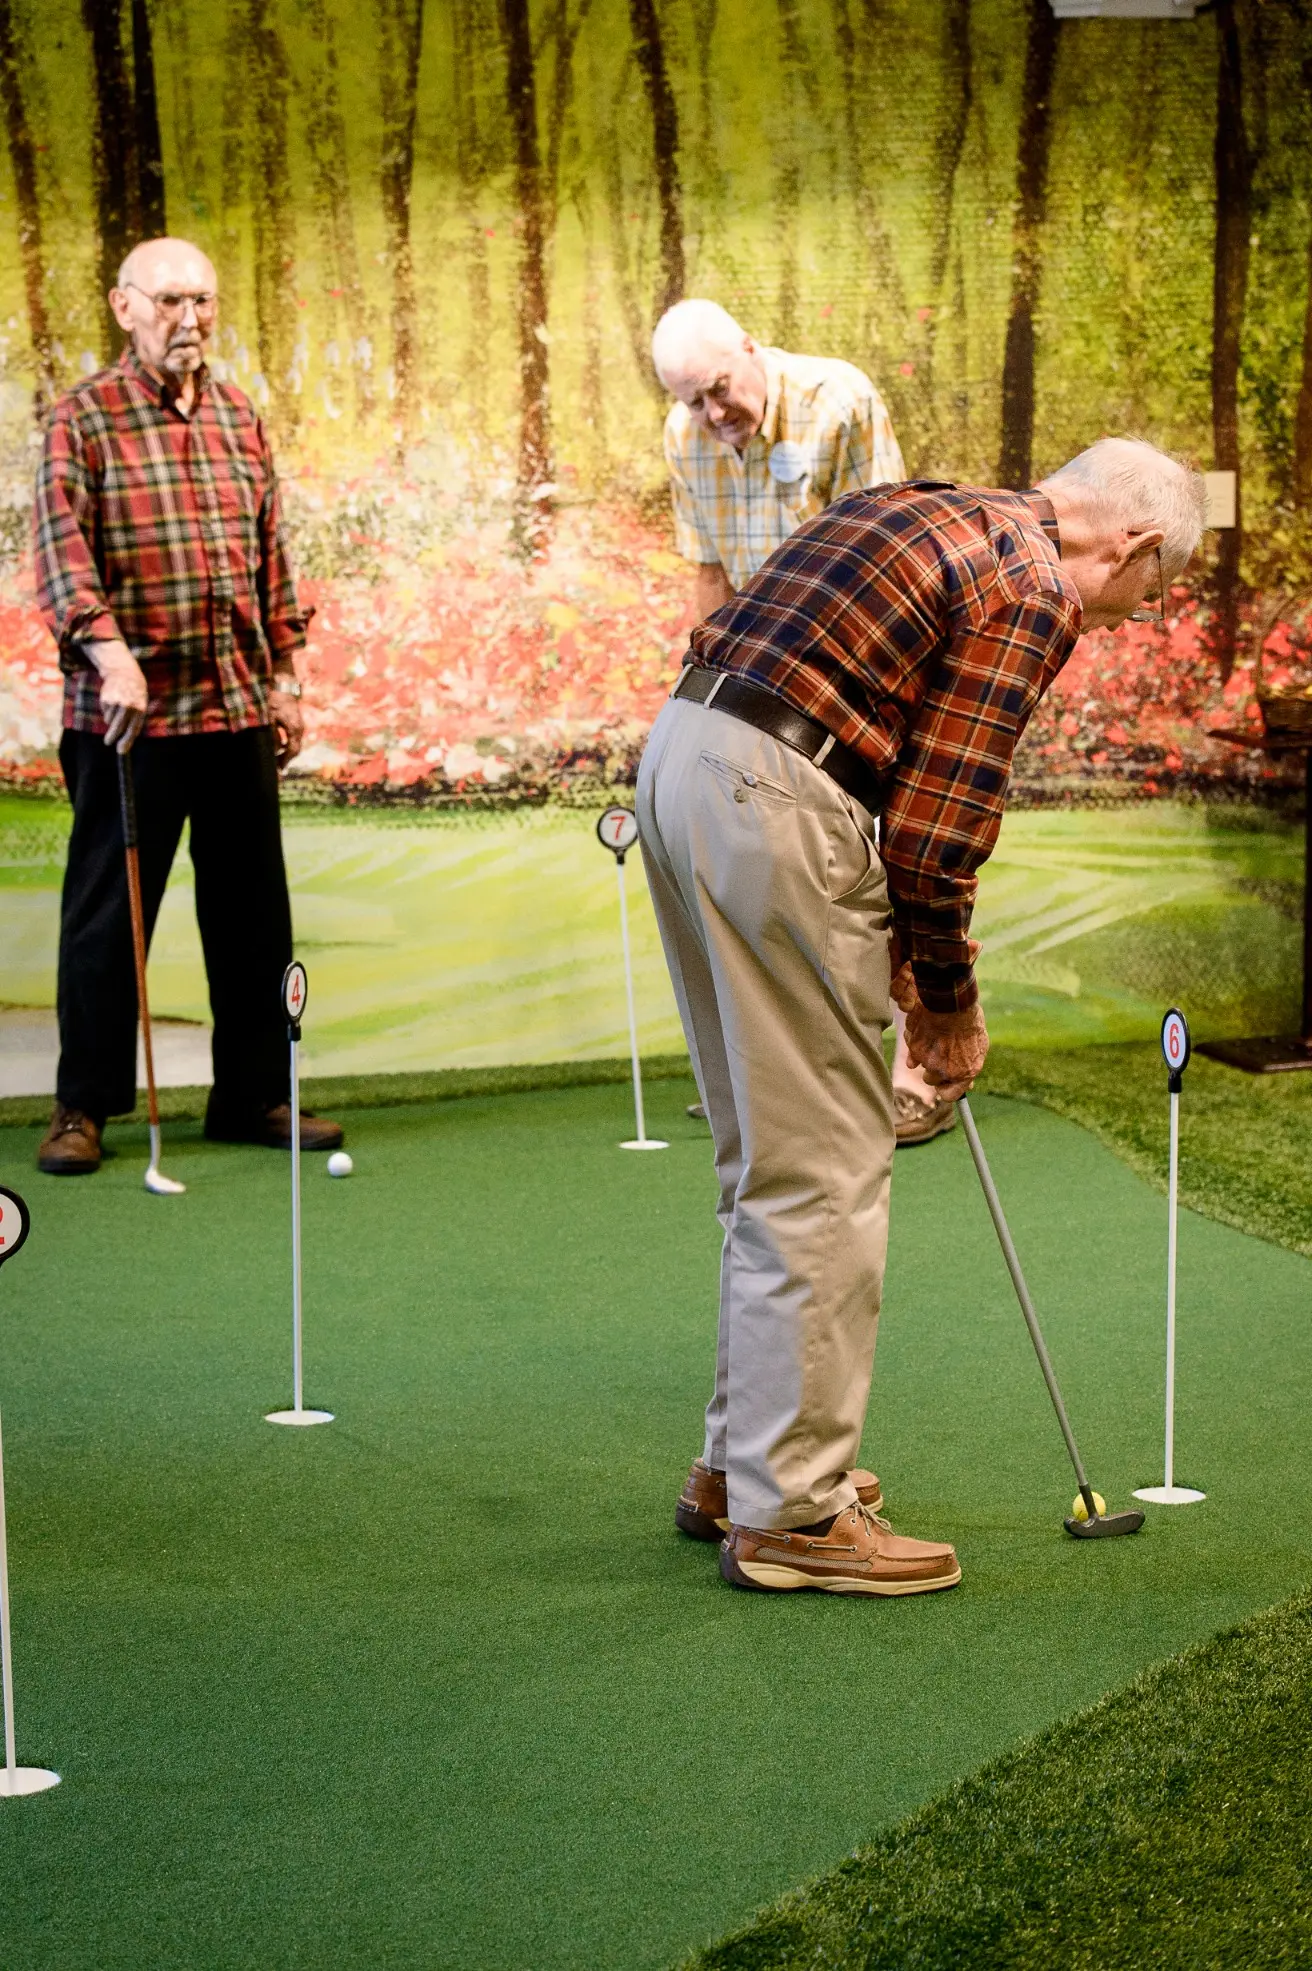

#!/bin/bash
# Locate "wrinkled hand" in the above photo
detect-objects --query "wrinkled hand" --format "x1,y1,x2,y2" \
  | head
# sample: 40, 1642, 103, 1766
268, 683, 304, 768
87, 639, 148, 754
888, 933, 981, 1021
904, 1000, 989, 1101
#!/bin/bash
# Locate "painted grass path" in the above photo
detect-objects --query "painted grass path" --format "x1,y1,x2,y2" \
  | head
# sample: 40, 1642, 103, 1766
0, 795, 1305, 1075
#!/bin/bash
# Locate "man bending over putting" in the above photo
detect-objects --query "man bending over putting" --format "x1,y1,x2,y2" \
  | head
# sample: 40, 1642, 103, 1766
637, 439, 1204, 1596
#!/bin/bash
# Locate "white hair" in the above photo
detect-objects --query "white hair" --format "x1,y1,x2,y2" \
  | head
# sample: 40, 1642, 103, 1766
651, 299, 750, 387
1039, 437, 1205, 580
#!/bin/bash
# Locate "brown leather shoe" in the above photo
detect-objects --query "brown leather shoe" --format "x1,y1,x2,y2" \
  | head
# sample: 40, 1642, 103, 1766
720, 1504, 961, 1596
205, 1105, 344, 1151
676, 1457, 884, 1541
37, 1104, 103, 1175
894, 1088, 958, 1147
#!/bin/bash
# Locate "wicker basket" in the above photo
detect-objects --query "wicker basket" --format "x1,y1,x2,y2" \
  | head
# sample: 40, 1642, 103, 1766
1254, 589, 1312, 735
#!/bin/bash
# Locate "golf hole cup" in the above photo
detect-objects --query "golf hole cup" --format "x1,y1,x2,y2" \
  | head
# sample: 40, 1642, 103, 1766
1134, 1009, 1205, 1508
0, 1187, 60, 1797
595, 807, 667, 1151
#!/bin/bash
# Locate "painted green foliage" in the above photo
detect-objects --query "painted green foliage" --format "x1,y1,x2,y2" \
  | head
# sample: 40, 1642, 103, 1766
0, 0, 1308, 524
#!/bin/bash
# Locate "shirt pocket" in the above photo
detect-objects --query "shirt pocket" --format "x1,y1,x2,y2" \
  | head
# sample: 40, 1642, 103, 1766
210, 446, 262, 573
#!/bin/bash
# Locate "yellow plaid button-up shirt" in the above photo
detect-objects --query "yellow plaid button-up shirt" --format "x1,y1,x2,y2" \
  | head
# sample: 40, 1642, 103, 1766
662, 347, 905, 591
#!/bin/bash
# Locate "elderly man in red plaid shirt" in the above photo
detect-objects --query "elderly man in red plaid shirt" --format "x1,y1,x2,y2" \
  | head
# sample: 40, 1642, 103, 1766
33, 236, 342, 1175
639, 439, 1204, 1597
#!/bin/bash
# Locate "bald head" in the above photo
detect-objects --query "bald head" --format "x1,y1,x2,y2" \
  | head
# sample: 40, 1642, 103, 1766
110, 237, 218, 388
117, 237, 216, 294
652, 298, 769, 451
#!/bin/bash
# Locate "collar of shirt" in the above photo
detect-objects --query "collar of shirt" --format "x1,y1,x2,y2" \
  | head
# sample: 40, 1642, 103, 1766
117, 344, 212, 414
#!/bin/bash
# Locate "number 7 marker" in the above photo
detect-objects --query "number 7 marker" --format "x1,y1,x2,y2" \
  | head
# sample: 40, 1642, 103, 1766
596, 808, 667, 1151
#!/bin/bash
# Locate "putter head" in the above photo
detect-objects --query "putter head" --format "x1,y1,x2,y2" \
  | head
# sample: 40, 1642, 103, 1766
1063, 1507, 1144, 1539
144, 1166, 186, 1196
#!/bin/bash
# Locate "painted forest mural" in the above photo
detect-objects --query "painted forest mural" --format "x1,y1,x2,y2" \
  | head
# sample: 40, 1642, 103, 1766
0, 0, 1311, 802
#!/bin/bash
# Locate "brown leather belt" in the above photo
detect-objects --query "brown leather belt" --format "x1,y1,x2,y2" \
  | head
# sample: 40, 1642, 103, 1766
672, 664, 885, 815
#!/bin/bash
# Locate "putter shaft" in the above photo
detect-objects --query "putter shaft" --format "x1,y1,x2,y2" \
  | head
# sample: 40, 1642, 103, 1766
957, 1095, 1099, 1521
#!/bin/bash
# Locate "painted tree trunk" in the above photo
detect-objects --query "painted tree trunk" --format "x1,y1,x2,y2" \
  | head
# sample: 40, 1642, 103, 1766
1294, 230, 1312, 513
502, 0, 552, 555
245, 0, 299, 435
303, 0, 376, 428
997, 0, 1059, 490
378, 0, 425, 438
1291, 40, 1312, 513
81, 0, 140, 351
1211, 0, 1251, 680
131, 0, 166, 238
0, 0, 53, 412
628, 0, 684, 322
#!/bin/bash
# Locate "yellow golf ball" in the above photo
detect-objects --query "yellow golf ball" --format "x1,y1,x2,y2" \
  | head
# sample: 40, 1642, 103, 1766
1071, 1491, 1106, 1521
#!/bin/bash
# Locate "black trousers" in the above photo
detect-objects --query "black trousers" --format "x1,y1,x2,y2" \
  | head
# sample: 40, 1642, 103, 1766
56, 726, 293, 1129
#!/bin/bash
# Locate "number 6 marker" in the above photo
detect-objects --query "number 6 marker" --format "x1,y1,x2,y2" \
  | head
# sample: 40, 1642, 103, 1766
1135, 1009, 1205, 1507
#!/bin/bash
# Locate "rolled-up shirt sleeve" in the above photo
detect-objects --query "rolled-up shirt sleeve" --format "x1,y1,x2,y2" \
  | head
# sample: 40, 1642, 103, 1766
255, 419, 312, 663
33, 406, 122, 668
829, 387, 905, 502
880, 590, 1080, 1014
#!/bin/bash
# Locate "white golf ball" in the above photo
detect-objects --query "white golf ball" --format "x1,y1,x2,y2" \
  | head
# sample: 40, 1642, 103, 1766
326, 1151, 353, 1178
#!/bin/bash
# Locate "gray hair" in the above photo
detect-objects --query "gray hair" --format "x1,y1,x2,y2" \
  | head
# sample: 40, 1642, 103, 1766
652, 299, 750, 387
1039, 438, 1206, 580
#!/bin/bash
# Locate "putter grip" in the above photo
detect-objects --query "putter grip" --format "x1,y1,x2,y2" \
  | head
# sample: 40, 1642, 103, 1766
117, 749, 139, 850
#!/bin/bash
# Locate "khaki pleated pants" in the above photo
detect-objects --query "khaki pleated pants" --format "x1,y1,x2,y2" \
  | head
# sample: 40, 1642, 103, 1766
636, 696, 896, 1531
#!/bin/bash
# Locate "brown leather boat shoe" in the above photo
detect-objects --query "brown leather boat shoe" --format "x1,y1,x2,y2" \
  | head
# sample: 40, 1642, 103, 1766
894, 1088, 958, 1147
675, 1458, 884, 1541
205, 1104, 344, 1151
720, 1504, 961, 1596
37, 1104, 103, 1176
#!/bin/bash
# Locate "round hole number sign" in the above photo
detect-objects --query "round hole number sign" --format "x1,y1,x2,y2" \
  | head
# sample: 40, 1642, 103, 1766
282, 960, 309, 1026
597, 807, 639, 859
0, 1185, 31, 1271
1161, 1007, 1190, 1081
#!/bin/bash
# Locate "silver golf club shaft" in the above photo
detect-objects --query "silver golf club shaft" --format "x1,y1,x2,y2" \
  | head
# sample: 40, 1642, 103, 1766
957, 1096, 1094, 1507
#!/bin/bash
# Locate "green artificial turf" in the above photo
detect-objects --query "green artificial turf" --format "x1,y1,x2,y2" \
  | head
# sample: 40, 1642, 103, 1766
980, 1040, 1312, 1258
0, 1079, 1310, 1966
0, 1051, 695, 1131
682, 1590, 1312, 1970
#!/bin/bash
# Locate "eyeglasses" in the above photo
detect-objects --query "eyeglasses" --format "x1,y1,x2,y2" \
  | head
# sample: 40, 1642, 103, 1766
1129, 548, 1167, 628
124, 281, 218, 321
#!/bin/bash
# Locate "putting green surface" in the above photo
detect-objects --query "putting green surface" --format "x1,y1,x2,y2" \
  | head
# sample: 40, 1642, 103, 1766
0, 1084, 1308, 1968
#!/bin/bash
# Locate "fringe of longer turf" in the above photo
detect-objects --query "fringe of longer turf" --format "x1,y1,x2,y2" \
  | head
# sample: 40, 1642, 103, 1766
0, 1053, 695, 1130
676, 1589, 1312, 1970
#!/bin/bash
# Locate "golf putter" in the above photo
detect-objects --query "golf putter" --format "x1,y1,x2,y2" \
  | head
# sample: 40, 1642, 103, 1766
116, 750, 185, 1197
957, 1097, 1141, 1540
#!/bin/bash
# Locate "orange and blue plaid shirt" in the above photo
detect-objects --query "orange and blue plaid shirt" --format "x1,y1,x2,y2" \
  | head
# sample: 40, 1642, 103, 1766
34, 348, 310, 739
688, 482, 1083, 1013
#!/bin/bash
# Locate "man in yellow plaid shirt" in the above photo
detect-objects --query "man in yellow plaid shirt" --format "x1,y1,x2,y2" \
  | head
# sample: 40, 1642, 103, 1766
651, 297, 952, 1146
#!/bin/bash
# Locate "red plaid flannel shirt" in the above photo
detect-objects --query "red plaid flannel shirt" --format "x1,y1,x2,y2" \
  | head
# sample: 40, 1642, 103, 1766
34, 348, 311, 738
688, 482, 1082, 1013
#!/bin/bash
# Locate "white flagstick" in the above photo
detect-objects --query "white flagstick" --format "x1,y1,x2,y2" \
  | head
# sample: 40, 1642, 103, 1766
266, 964, 333, 1428
596, 807, 667, 1151
0, 1187, 59, 1797
1135, 1009, 1205, 1507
